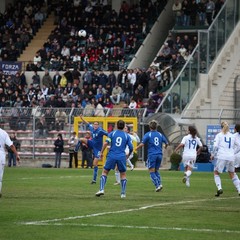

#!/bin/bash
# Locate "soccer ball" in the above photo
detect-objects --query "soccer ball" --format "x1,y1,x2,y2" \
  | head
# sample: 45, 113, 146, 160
78, 29, 87, 37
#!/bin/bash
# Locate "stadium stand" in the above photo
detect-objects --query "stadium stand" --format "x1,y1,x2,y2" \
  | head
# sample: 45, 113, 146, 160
0, 0, 239, 168
21, 0, 168, 72
1, 0, 49, 62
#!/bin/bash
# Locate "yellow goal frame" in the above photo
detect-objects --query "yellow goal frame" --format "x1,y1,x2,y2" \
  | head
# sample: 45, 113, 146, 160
73, 116, 138, 168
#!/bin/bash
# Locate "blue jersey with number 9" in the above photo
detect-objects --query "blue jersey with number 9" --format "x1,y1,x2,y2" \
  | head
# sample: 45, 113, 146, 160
106, 130, 133, 158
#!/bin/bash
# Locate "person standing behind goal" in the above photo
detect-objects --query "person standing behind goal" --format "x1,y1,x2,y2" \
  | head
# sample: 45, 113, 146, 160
0, 128, 20, 198
68, 131, 78, 168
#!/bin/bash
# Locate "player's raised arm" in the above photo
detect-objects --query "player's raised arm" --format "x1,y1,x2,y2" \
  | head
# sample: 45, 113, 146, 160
135, 142, 144, 151
80, 114, 89, 125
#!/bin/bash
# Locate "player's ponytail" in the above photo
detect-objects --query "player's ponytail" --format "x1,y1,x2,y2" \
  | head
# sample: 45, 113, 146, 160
189, 126, 197, 138
234, 123, 240, 134
221, 121, 229, 134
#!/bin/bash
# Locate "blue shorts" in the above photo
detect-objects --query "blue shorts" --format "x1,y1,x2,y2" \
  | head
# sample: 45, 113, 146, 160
147, 154, 162, 170
87, 140, 101, 159
104, 155, 127, 173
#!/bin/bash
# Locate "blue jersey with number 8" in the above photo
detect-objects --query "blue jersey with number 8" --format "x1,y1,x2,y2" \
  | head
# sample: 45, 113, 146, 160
142, 130, 168, 156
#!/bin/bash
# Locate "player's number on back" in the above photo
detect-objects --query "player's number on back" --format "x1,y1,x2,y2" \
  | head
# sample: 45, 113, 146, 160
224, 137, 231, 148
116, 137, 122, 147
154, 137, 159, 146
188, 139, 197, 149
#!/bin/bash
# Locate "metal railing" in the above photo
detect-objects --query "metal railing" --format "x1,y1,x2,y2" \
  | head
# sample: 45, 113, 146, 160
0, 107, 146, 160
155, 0, 240, 115
155, 44, 200, 114
198, 0, 240, 73
182, 108, 240, 123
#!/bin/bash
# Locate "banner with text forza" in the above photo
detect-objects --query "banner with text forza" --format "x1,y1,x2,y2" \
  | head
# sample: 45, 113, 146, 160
0, 61, 22, 75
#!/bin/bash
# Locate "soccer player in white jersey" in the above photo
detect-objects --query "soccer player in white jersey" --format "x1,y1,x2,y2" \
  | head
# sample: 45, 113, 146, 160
96, 120, 133, 198
229, 123, 240, 189
0, 128, 20, 198
210, 121, 240, 197
233, 124, 240, 176
174, 126, 203, 187
114, 125, 140, 185
125, 126, 140, 170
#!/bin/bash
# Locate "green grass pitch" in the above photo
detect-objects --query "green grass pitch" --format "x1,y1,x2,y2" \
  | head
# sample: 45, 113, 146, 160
0, 167, 239, 240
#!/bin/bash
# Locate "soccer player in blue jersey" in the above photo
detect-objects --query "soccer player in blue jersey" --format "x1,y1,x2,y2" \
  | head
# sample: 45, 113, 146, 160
75, 115, 108, 184
114, 125, 140, 185
135, 120, 168, 192
95, 120, 133, 198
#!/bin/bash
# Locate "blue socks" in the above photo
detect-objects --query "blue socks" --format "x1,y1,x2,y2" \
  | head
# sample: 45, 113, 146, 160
155, 171, 161, 186
121, 179, 127, 194
150, 172, 158, 188
100, 175, 107, 191
93, 166, 98, 182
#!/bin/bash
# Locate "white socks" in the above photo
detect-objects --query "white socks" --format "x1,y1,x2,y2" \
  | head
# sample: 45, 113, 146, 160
115, 170, 120, 183
232, 174, 240, 192
185, 170, 192, 177
126, 158, 134, 168
214, 175, 222, 190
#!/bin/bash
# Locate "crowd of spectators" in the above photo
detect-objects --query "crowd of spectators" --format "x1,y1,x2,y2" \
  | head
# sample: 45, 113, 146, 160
0, 65, 161, 105
150, 32, 198, 91
24, 0, 168, 72
0, 0, 226, 132
0, 1, 200, 130
0, 64, 167, 132
0, 0, 175, 133
0, 0, 48, 62
148, 0, 225, 106
172, 0, 225, 27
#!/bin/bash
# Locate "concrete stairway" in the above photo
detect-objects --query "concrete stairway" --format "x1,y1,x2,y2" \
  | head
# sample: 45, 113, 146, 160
185, 22, 240, 112
180, 22, 240, 140
18, 12, 56, 66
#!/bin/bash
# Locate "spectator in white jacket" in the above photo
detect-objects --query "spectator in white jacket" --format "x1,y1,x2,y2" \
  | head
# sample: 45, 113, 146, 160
110, 83, 122, 105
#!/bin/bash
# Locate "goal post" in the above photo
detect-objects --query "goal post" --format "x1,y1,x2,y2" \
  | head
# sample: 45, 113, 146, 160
73, 116, 138, 168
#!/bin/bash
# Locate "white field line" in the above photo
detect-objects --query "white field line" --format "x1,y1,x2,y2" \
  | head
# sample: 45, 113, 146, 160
25, 222, 240, 234
20, 196, 238, 226
19, 175, 89, 180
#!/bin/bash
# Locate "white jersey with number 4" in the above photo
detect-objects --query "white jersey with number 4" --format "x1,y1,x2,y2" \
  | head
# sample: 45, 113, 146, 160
0, 128, 13, 164
213, 132, 236, 161
181, 134, 202, 158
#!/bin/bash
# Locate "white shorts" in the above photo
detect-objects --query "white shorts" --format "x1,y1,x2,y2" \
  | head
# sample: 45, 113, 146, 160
234, 152, 240, 168
128, 152, 134, 160
214, 159, 235, 173
0, 162, 5, 183
182, 155, 196, 168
